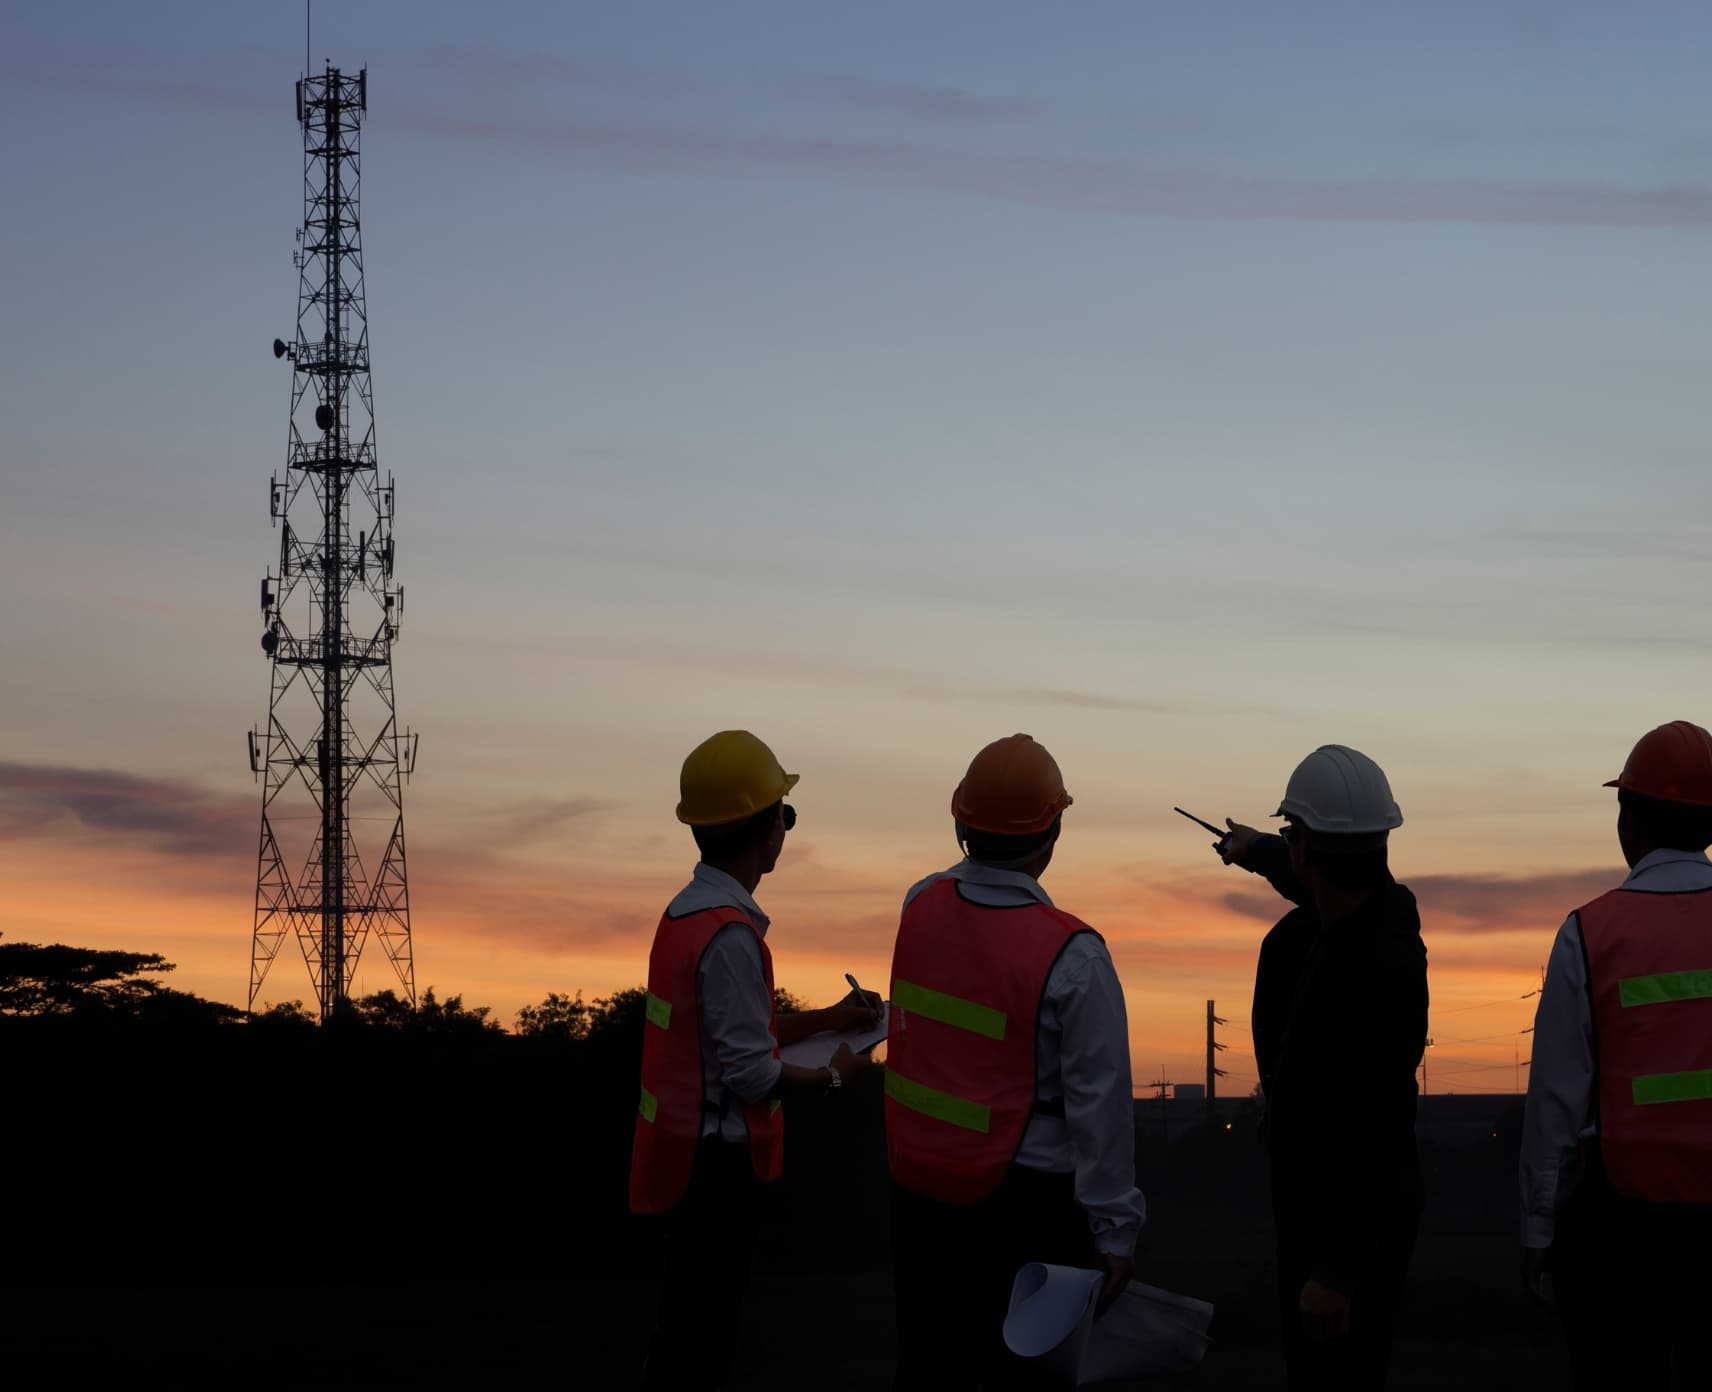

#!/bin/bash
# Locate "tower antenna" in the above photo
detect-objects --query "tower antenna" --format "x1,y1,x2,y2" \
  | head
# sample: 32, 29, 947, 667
250, 62, 416, 1021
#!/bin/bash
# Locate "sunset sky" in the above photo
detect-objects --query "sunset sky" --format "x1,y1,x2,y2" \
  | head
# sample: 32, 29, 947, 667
6, 2, 1712, 1096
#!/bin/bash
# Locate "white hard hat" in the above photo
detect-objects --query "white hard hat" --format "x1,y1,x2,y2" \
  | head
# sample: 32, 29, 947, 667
1275, 745, 1403, 836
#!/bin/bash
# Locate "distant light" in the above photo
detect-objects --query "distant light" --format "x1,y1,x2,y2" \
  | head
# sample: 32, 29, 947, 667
1224, 1123, 1232, 1131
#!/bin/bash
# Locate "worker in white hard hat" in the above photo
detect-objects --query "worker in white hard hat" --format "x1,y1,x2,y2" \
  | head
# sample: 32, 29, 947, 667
1215, 745, 1428, 1391
631, 730, 881, 1389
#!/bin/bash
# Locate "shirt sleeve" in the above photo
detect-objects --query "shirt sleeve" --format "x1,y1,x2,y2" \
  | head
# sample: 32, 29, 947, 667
1052, 937, 1147, 1256
698, 924, 783, 1106
1519, 914, 1594, 1249
1244, 833, 1312, 908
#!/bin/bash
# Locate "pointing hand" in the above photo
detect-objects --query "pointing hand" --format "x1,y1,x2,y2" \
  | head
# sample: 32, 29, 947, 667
1220, 819, 1260, 867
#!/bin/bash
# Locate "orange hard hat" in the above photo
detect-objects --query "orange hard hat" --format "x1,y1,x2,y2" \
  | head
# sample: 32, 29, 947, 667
1604, 720, 1712, 808
951, 734, 1073, 836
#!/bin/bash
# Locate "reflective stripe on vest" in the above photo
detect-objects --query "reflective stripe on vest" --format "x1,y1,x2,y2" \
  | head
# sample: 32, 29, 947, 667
628, 904, 784, 1214
891, 978, 1007, 1041
644, 990, 673, 1031
884, 876, 1094, 1204
885, 1061, 992, 1134
1579, 886, 1712, 1203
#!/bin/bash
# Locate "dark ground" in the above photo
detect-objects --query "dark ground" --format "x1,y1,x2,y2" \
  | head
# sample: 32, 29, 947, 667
0, 1012, 1569, 1389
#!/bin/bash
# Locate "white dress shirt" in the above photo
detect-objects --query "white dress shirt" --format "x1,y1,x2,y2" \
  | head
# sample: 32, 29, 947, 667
665, 863, 784, 1143
1519, 847, 1712, 1247
901, 859, 1147, 1256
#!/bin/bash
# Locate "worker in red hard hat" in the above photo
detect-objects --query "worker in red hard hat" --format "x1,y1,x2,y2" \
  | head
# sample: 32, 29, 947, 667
1217, 745, 1428, 1391
1520, 721, 1712, 1390
884, 734, 1145, 1389
632, 731, 880, 1389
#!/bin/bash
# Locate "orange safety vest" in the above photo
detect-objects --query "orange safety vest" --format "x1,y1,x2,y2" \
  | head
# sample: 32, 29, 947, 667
1579, 886, 1712, 1203
884, 877, 1094, 1204
628, 904, 784, 1214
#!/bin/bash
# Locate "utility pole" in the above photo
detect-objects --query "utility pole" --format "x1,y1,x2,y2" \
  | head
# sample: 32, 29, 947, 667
1206, 1000, 1227, 1125
1151, 1066, 1173, 1143
1422, 1036, 1434, 1097
249, 62, 417, 1020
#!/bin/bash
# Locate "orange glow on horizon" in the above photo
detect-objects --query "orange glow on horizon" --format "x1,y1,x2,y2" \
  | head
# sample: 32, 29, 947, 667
1, 824, 1583, 1096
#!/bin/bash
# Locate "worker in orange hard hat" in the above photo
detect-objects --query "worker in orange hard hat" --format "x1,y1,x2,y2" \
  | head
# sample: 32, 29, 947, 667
884, 734, 1145, 1389
633, 731, 880, 1389
1520, 721, 1712, 1390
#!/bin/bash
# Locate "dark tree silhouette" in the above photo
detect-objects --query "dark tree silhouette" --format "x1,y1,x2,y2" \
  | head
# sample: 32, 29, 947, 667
586, 985, 648, 1046
253, 998, 317, 1028
415, 985, 503, 1035
516, 989, 591, 1040
352, 985, 502, 1034
0, 940, 235, 1021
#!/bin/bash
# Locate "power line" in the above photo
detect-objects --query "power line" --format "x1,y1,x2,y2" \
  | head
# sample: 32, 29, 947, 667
1431, 1058, 1531, 1075
1434, 990, 1539, 1016
1432, 1028, 1533, 1045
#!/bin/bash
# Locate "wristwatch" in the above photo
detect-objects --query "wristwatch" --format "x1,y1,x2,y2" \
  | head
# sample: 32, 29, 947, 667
824, 1065, 842, 1092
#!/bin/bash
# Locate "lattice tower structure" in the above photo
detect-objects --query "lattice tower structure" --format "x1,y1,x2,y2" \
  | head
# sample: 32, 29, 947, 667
249, 65, 417, 1020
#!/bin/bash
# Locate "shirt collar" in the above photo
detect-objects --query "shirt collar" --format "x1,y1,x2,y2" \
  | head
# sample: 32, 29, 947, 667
944, 857, 1056, 908
1623, 847, 1712, 885
689, 861, 770, 935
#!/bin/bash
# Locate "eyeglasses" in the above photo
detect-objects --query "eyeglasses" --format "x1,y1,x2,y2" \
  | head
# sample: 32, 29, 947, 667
782, 803, 797, 832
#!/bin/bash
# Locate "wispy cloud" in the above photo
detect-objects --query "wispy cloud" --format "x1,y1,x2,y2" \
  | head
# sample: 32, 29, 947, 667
12, 39, 1712, 232
460, 795, 617, 849
383, 106, 1712, 230
1217, 866, 1621, 933
0, 762, 252, 858
800, 74, 1035, 123
999, 686, 1205, 715
440, 626, 1224, 718
415, 46, 1037, 124
1488, 514, 1712, 568
413, 46, 596, 88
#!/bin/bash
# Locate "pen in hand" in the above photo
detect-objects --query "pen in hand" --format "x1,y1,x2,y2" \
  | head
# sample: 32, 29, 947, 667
845, 972, 880, 1019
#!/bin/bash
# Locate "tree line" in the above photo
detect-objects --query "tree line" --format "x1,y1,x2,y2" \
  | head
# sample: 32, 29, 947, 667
0, 935, 800, 1038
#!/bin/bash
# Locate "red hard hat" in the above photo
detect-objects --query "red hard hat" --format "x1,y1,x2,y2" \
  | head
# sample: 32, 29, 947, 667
951, 734, 1073, 836
1605, 720, 1712, 808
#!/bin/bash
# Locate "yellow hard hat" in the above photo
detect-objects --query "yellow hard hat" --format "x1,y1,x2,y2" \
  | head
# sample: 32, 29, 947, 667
676, 730, 799, 827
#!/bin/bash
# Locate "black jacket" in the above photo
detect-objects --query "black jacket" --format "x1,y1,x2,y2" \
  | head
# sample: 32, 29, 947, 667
1245, 835, 1429, 1293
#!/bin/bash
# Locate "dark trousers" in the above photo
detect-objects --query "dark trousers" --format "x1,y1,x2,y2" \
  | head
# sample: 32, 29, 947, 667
892, 1165, 1094, 1391
1553, 1175, 1712, 1392
640, 1138, 759, 1390
1274, 1218, 1415, 1391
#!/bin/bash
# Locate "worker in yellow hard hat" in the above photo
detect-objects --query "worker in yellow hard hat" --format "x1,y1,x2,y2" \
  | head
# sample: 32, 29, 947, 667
631, 730, 879, 1389
884, 734, 1144, 1388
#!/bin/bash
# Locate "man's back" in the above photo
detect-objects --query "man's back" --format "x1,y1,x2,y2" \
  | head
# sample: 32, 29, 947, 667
1266, 882, 1428, 1234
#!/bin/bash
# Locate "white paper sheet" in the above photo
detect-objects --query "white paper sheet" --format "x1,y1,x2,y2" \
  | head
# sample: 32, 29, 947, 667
777, 1003, 889, 1068
1003, 1261, 1213, 1386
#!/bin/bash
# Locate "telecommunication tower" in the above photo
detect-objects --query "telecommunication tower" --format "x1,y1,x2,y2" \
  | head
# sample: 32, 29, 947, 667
248, 64, 417, 1020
